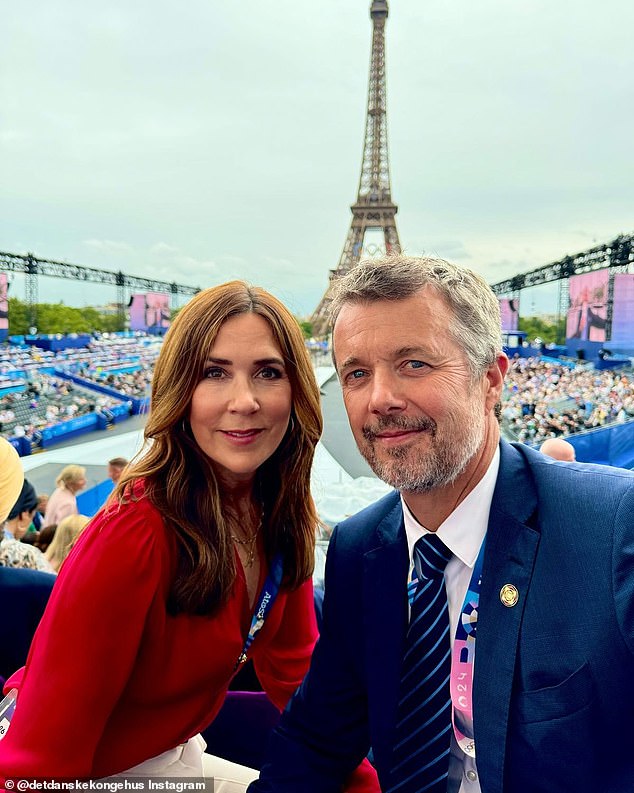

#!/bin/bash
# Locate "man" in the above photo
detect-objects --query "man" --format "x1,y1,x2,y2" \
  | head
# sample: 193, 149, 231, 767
539, 437, 576, 462
251, 257, 634, 793
107, 456, 128, 485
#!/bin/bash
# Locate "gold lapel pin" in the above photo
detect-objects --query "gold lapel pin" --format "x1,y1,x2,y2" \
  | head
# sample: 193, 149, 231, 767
499, 584, 519, 608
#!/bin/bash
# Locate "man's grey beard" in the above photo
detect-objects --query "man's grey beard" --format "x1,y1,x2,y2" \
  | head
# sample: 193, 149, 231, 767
359, 405, 485, 493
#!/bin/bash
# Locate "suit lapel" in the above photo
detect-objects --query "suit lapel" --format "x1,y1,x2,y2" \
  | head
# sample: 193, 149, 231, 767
474, 441, 540, 793
363, 496, 409, 774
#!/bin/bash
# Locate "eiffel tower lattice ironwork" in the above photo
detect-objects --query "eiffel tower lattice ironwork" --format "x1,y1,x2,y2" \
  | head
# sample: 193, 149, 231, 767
311, 0, 401, 335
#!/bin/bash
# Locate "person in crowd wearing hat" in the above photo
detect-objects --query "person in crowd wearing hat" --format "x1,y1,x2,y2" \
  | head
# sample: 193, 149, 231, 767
0, 472, 52, 572
0, 438, 24, 538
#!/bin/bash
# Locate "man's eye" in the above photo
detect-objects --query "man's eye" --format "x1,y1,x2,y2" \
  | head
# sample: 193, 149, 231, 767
349, 370, 366, 380
406, 360, 426, 370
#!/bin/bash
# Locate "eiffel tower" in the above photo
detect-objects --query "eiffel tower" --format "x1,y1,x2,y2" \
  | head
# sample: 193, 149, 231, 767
311, 0, 401, 335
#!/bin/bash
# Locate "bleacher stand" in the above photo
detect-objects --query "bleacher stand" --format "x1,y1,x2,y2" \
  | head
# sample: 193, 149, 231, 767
502, 356, 634, 445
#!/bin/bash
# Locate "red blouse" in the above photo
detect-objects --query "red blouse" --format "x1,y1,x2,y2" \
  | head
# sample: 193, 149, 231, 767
0, 490, 318, 779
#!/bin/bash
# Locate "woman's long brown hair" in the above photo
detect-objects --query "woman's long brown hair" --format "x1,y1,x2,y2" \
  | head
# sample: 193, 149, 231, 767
114, 282, 323, 615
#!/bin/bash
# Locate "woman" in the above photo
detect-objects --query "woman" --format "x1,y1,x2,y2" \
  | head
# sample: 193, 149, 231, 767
41, 464, 86, 527
0, 283, 376, 790
44, 513, 90, 572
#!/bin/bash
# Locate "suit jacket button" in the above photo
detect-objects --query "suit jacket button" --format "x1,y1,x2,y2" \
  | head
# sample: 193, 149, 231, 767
466, 770, 478, 782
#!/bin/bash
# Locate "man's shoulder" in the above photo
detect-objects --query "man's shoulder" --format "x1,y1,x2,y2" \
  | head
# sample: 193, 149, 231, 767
503, 440, 634, 521
335, 489, 402, 547
510, 440, 634, 491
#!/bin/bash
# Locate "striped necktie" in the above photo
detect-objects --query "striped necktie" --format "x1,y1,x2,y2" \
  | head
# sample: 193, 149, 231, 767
387, 533, 453, 793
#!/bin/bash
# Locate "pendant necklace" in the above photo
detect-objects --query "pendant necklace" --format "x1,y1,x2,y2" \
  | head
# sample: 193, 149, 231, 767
231, 510, 263, 568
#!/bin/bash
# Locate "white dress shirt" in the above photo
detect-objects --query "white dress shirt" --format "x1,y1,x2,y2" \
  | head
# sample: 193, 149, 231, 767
401, 447, 500, 793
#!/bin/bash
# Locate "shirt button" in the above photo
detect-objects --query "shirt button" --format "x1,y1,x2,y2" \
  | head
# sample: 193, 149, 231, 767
466, 770, 478, 782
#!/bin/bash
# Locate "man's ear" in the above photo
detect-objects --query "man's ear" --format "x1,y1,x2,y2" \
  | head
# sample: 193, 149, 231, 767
484, 353, 509, 412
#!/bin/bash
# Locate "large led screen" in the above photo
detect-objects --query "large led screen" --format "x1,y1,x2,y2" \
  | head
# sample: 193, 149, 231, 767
610, 273, 634, 346
129, 292, 171, 332
566, 270, 608, 343
499, 298, 519, 332
0, 273, 8, 332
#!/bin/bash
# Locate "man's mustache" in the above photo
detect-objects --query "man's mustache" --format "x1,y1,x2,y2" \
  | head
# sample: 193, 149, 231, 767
362, 415, 437, 442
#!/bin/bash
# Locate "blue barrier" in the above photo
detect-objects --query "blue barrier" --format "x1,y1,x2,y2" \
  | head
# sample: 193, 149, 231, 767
77, 480, 113, 517
39, 413, 99, 448
24, 334, 92, 352
54, 370, 136, 409
132, 396, 149, 415
0, 385, 26, 397
595, 357, 630, 371
557, 420, 634, 469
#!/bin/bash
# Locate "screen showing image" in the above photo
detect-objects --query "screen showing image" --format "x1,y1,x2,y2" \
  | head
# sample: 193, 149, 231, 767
0, 273, 8, 331
610, 273, 634, 345
566, 270, 608, 343
499, 298, 519, 332
129, 292, 171, 332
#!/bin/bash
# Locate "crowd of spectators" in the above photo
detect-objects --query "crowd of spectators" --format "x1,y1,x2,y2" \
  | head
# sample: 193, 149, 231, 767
0, 374, 123, 444
2, 338, 633, 452
0, 337, 159, 445
502, 356, 634, 445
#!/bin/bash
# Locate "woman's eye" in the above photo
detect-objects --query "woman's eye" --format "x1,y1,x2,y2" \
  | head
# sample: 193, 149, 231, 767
259, 367, 283, 380
204, 367, 225, 379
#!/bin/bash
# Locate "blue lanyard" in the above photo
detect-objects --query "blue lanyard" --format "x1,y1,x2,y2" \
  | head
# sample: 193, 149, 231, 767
407, 535, 486, 758
234, 553, 284, 669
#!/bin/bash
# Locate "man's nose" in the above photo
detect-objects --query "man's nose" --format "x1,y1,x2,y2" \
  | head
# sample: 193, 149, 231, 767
368, 372, 407, 415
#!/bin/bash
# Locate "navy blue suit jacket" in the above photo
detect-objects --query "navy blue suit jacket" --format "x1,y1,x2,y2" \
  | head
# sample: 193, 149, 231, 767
253, 441, 634, 793
0, 566, 56, 682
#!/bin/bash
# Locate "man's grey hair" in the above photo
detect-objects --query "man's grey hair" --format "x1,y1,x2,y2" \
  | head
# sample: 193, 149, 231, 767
328, 255, 503, 378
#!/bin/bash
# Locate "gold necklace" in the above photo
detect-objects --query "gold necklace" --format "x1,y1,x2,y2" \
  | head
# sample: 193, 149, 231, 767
231, 511, 263, 568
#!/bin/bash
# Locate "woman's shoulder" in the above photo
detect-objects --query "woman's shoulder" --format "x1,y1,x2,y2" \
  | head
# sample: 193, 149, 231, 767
74, 479, 174, 562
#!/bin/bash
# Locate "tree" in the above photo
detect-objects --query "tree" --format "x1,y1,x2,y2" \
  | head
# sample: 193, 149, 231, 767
7, 298, 29, 335
6, 298, 125, 335
518, 316, 560, 346
298, 320, 313, 339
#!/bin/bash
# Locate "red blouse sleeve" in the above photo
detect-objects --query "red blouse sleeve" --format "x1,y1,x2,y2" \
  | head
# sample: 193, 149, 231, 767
253, 577, 318, 711
0, 500, 167, 781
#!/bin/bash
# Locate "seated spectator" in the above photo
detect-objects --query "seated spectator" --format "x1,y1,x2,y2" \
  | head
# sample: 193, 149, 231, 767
33, 494, 48, 530
45, 514, 90, 573
540, 437, 577, 462
35, 524, 57, 555
42, 465, 86, 528
107, 457, 129, 485
1, 480, 53, 572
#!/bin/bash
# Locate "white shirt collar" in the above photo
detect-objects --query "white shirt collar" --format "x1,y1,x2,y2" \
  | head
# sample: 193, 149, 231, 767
401, 446, 500, 569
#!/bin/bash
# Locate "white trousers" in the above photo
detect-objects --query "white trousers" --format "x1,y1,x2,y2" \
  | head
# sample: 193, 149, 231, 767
111, 734, 259, 792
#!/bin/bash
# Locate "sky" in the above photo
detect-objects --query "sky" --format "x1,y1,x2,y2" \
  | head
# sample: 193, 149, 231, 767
2, 0, 633, 319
